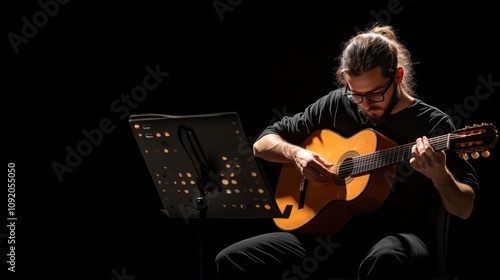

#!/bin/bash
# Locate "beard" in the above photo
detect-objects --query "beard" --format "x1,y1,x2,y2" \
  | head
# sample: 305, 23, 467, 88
358, 85, 399, 126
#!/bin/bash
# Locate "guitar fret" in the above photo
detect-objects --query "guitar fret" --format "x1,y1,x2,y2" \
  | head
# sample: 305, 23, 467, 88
356, 143, 414, 175
352, 157, 361, 174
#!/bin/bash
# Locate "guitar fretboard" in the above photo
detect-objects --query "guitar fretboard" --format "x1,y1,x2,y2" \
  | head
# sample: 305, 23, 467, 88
351, 134, 451, 175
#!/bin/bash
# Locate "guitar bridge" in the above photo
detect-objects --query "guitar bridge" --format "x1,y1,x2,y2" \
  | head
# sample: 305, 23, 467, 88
298, 177, 308, 209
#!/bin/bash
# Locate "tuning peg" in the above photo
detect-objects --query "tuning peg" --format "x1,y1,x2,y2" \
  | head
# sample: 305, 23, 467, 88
481, 150, 490, 158
461, 153, 469, 160
471, 151, 480, 159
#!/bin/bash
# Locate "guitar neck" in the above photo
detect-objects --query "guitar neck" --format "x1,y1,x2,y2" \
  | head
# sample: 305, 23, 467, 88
352, 134, 450, 176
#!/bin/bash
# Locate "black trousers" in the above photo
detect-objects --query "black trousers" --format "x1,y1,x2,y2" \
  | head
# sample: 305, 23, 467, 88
215, 231, 432, 280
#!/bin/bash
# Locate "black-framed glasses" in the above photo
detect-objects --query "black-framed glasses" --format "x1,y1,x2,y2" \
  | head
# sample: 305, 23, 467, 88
344, 76, 395, 104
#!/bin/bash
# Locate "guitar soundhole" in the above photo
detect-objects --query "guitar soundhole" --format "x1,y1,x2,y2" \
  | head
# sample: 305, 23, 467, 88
333, 150, 358, 185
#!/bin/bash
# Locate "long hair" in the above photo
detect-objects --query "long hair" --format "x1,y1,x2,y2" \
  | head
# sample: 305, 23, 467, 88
335, 24, 417, 97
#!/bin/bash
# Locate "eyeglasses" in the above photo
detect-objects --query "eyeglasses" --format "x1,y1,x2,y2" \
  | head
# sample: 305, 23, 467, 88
344, 76, 395, 104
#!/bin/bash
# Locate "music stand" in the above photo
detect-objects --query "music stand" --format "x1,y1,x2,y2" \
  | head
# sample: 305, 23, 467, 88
129, 111, 291, 280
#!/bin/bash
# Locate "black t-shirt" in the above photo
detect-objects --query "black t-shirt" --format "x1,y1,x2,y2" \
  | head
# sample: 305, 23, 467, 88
258, 89, 479, 243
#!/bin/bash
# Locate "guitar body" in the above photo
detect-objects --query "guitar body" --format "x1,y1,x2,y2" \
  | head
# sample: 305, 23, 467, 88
273, 129, 399, 235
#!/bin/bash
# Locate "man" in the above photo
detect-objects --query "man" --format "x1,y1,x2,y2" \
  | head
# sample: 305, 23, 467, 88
215, 24, 478, 280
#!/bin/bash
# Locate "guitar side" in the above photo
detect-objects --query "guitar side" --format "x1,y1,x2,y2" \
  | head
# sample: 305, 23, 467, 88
273, 129, 398, 235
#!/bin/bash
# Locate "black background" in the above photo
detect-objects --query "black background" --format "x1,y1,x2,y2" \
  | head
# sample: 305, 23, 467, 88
4, 1, 498, 279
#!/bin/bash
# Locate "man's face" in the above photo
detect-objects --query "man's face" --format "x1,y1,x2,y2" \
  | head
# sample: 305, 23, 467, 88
345, 67, 397, 125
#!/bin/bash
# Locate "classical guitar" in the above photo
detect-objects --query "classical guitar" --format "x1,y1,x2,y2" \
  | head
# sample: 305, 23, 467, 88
273, 123, 497, 235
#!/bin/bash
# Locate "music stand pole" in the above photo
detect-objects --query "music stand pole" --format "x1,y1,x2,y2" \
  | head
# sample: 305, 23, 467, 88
196, 196, 208, 280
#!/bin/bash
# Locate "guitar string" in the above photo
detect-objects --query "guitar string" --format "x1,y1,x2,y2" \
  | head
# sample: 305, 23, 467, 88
334, 134, 465, 175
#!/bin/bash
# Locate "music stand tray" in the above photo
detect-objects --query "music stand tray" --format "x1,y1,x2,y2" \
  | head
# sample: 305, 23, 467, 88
129, 111, 291, 219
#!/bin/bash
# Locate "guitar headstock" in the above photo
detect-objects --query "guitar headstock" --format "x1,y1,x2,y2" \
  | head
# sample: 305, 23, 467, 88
450, 123, 498, 160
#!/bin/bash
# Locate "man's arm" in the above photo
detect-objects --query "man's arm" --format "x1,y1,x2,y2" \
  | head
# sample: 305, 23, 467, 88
253, 133, 335, 183
410, 136, 476, 219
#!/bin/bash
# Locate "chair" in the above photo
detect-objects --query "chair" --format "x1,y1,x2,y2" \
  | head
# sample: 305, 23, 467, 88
430, 201, 450, 280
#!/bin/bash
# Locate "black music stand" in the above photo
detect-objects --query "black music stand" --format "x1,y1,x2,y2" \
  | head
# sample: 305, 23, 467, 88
129, 111, 291, 280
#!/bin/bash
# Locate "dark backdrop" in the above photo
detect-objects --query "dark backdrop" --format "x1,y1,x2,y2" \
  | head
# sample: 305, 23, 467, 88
5, 1, 498, 279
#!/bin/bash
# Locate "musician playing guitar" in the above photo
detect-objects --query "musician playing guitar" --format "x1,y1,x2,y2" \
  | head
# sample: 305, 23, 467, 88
215, 24, 492, 280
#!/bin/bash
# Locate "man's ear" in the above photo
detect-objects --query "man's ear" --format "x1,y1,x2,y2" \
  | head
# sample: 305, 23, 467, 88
396, 67, 404, 83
